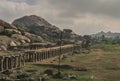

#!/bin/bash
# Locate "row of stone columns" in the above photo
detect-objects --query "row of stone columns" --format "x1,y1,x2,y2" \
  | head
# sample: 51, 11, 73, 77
24, 45, 74, 63
0, 45, 81, 73
0, 54, 25, 72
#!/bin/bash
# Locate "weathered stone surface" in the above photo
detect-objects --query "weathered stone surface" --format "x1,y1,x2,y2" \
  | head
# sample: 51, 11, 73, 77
63, 29, 72, 33
24, 32, 44, 42
0, 26, 4, 32
63, 74, 77, 80
5, 29, 21, 34
0, 19, 17, 29
9, 41, 17, 46
12, 15, 62, 42
12, 34, 31, 43
0, 45, 7, 50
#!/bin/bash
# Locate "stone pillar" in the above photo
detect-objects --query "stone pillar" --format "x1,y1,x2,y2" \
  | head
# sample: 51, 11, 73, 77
15, 56, 18, 68
44, 52, 46, 59
42, 52, 44, 60
11, 56, 15, 69
32, 53, 34, 62
5, 57, 9, 70
18, 55, 21, 68
26, 53, 29, 62
34, 53, 37, 62
22, 55, 25, 66
0, 56, 4, 72
39, 52, 42, 61
12, 56, 15, 68
48, 51, 49, 59
45, 51, 47, 59
29, 53, 31, 62
8, 57, 12, 69
51, 50, 53, 57
37, 52, 39, 61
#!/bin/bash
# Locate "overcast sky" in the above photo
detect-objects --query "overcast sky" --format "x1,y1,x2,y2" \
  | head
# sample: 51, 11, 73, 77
0, 0, 120, 35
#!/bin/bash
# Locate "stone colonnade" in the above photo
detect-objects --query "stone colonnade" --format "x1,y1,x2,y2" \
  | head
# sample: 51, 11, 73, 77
0, 54, 25, 72
0, 45, 80, 72
24, 45, 74, 62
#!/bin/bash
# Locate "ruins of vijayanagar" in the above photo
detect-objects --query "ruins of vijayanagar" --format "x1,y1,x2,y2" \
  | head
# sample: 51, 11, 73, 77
0, 43, 81, 73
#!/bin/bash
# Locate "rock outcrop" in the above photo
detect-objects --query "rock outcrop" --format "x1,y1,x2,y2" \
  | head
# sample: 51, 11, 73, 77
12, 15, 81, 43
0, 26, 4, 33
0, 19, 17, 29
12, 15, 62, 42
12, 34, 31, 43
0, 15, 82, 50
24, 32, 44, 42
0, 19, 31, 50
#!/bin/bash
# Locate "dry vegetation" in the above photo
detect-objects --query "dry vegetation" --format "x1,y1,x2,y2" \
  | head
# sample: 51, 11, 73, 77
9, 44, 120, 81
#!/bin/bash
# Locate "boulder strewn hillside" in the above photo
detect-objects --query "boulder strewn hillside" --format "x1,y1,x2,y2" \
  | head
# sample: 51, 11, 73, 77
0, 19, 17, 29
12, 15, 81, 43
0, 19, 32, 50
0, 15, 82, 50
12, 15, 61, 42
0, 19, 44, 50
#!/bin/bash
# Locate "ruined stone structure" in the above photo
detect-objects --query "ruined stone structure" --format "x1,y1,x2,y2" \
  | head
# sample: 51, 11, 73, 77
9, 43, 56, 50
0, 44, 81, 73
0, 53, 25, 72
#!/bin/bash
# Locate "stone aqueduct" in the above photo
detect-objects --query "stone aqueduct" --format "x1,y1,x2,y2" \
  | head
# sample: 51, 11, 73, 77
0, 44, 81, 72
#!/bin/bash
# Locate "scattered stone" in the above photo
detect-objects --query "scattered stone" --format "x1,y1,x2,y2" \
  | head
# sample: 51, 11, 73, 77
63, 73, 77, 80
9, 41, 17, 46
0, 45, 7, 50
44, 69, 53, 75
12, 34, 31, 43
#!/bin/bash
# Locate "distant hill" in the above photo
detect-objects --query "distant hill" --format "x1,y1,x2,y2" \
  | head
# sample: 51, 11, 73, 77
91, 31, 120, 39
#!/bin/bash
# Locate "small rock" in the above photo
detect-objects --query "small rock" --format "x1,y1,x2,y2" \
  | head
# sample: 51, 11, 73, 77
44, 69, 53, 75
63, 73, 77, 80
0, 45, 7, 50
9, 41, 17, 46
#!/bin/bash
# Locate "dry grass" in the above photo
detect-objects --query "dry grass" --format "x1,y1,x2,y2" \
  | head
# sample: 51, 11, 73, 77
10, 44, 120, 81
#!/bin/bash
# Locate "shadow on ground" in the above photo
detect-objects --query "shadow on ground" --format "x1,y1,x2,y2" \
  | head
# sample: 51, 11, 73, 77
32, 64, 73, 69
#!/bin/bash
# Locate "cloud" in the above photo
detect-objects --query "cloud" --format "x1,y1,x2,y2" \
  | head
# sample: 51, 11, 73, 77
0, 0, 120, 35
47, 0, 120, 18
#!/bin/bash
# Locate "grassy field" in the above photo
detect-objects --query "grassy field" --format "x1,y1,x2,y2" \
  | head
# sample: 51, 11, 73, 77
9, 44, 120, 81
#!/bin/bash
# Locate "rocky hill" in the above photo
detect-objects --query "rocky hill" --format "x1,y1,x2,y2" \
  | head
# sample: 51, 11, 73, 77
0, 19, 44, 50
0, 15, 82, 50
12, 15, 62, 42
12, 15, 81, 43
